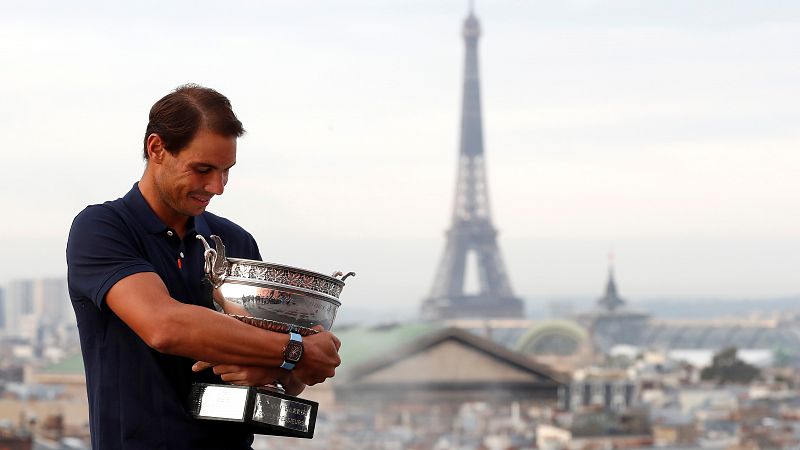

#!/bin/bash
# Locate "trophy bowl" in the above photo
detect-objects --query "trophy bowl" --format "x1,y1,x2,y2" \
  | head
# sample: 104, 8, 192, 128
189, 234, 354, 438
198, 235, 354, 336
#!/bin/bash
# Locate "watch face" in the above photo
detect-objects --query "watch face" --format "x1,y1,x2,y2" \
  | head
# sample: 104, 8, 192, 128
285, 341, 303, 363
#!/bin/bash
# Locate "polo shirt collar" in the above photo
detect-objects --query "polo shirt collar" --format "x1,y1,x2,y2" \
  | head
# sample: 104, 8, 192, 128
122, 183, 169, 234
122, 182, 208, 238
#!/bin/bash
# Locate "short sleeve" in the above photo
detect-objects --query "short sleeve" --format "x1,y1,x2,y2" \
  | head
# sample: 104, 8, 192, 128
247, 232, 262, 261
66, 205, 155, 309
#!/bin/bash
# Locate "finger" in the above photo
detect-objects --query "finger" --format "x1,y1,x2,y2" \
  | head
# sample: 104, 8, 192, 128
221, 374, 252, 385
220, 372, 242, 383
311, 324, 325, 332
192, 361, 214, 372
332, 334, 341, 351
213, 365, 240, 375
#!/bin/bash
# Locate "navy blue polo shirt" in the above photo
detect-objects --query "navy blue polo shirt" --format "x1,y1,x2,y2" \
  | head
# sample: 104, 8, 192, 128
66, 183, 261, 450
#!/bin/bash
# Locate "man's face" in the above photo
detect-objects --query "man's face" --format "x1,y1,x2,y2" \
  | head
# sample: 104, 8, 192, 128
153, 128, 237, 218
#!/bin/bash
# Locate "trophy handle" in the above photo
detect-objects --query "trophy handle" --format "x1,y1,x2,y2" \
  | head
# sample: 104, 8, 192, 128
196, 234, 229, 288
330, 271, 356, 282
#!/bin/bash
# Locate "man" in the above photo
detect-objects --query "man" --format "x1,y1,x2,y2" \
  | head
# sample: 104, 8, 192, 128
66, 84, 341, 450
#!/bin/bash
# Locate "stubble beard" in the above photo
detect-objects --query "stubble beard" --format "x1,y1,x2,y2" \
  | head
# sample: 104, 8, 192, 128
156, 180, 201, 219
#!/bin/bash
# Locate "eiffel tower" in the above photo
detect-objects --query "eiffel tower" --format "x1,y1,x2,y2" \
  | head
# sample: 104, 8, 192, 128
421, 8, 525, 321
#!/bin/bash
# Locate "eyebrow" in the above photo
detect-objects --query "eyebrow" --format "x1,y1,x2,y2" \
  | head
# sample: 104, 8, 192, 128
191, 161, 237, 171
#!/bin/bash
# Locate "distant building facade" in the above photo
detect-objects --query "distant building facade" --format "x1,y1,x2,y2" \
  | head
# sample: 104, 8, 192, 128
558, 368, 638, 412
575, 265, 650, 353
1, 278, 72, 344
3, 279, 34, 338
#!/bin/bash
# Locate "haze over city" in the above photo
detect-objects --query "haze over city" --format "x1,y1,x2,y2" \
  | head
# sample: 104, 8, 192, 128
1, 0, 798, 317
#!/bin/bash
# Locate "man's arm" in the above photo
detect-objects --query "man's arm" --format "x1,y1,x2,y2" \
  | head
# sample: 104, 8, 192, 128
106, 272, 340, 386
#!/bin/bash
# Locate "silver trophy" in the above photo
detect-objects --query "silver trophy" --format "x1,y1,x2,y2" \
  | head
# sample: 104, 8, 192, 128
188, 235, 354, 438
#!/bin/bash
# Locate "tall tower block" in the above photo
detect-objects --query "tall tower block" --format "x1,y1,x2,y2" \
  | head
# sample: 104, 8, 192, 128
421, 9, 525, 321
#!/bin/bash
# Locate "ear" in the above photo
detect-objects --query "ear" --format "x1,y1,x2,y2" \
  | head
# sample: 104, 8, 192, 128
146, 134, 167, 163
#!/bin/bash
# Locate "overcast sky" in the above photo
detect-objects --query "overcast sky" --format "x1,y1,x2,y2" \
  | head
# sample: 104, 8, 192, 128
1, 0, 798, 315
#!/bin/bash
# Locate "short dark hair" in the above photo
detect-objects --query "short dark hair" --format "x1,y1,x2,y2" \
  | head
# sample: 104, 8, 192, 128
142, 84, 245, 160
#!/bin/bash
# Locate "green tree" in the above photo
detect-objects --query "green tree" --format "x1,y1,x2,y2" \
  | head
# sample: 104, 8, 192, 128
700, 347, 760, 384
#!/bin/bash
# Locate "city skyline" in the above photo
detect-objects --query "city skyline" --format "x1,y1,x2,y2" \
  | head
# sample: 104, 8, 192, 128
1, 1, 798, 311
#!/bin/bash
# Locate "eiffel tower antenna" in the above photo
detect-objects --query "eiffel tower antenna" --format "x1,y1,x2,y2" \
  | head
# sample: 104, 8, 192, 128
421, 10, 525, 321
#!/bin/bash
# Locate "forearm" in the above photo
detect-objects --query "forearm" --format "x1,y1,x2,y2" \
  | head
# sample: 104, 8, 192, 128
153, 301, 287, 367
107, 272, 286, 368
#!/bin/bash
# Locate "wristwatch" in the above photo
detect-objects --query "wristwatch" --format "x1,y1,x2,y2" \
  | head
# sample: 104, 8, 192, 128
280, 332, 303, 370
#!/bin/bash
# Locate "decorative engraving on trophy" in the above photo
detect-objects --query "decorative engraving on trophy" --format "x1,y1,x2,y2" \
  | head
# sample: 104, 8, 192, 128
254, 266, 267, 281
286, 272, 302, 286
274, 268, 289, 285
226, 261, 345, 299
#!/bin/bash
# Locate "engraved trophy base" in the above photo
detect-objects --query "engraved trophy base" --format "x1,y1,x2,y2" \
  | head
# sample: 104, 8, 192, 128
188, 383, 318, 439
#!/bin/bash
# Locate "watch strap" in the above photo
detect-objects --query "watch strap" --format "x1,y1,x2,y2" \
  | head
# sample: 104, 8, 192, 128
280, 331, 303, 371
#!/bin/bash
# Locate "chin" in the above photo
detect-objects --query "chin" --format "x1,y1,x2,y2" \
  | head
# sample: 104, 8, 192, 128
178, 205, 205, 217
184, 201, 210, 216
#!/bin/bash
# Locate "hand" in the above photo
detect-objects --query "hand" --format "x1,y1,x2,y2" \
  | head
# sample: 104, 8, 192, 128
292, 325, 341, 386
281, 373, 307, 396
192, 361, 285, 387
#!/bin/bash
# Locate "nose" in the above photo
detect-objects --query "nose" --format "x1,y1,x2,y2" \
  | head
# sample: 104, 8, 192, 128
205, 172, 226, 195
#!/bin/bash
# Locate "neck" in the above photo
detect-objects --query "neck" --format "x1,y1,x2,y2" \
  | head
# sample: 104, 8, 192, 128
139, 170, 190, 238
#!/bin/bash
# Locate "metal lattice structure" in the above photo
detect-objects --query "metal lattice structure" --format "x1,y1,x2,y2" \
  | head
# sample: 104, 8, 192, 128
421, 10, 525, 321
